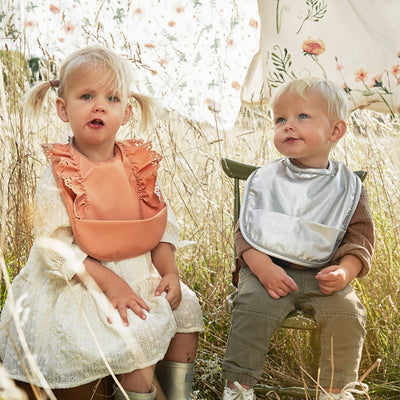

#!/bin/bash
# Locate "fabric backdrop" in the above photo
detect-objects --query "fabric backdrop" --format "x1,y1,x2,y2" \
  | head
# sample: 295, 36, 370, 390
0, 0, 260, 129
1, 1, 399, 129
241, 0, 400, 116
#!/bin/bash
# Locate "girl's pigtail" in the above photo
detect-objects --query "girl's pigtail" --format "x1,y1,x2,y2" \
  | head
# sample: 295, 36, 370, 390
130, 92, 159, 132
23, 80, 58, 116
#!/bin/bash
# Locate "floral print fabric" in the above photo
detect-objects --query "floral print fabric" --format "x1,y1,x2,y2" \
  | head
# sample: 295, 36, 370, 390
1, 0, 260, 128
241, 0, 400, 115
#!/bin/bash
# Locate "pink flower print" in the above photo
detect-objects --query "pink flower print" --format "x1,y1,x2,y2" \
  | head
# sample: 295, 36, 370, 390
302, 38, 326, 56
354, 68, 369, 82
392, 64, 400, 84
50, 4, 60, 13
176, 6, 185, 13
24, 20, 37, 28
336, 61, 345, 71
369, 73, 383, 88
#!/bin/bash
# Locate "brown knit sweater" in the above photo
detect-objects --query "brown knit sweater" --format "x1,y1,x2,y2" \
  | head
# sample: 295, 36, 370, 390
234, 186, 374, 285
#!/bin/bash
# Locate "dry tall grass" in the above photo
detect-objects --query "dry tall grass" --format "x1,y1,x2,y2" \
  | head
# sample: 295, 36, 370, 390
1, 44, 400, 400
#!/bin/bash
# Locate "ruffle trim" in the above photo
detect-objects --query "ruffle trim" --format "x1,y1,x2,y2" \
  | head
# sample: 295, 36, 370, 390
42, 142, 88, 219
118, 139, 163, 208
42, 139, 164, 219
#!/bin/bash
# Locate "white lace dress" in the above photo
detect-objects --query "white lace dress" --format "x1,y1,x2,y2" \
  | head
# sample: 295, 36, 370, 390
0, 167, 204, 388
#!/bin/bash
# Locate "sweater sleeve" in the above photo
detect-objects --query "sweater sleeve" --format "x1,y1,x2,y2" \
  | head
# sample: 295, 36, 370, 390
331, 186, 375, 278
235, 220, 252, 261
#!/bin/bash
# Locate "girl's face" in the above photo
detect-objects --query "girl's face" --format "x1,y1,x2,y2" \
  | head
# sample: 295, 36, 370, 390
272, 90, 345, 169
56, 65, 132, 161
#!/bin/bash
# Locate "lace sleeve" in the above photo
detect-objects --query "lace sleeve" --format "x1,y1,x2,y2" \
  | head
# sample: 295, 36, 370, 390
34, 167, 87, 280
159, 199, 179, 249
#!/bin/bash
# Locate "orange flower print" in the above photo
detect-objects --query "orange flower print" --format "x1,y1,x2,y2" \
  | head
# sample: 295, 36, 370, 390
63, 23, 75, 34
168, 21, 176, 27
205, 98, 220, 113
249, 18, 259, 29
50, 4, 60, 13
145, 43, 155, 49
159, 57, 168, 67
354, 68, 368, 82
302, 38, 326, 56
231, 81, 241, 90
176, 6, 185, 13
226, 36, 235, 47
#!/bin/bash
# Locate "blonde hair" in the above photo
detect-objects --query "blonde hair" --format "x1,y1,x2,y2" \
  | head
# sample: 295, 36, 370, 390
24, 46, 156, 132
270, 77, 349, 120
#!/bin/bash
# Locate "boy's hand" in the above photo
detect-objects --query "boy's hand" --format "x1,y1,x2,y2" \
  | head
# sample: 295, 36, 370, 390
257, 263, 299, 299
243, 248, 298, 299
316, 255, 363, 295
155, 272, 182, 310
316, 265, 349, 294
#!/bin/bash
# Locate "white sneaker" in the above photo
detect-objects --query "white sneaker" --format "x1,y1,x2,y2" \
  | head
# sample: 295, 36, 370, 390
318, 382, 369, 400
222, 382, 255, 400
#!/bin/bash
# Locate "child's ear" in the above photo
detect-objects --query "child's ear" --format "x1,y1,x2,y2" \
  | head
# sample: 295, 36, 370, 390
56, 98, 69, 122
330, 119, 347, 143
121, 103, 132, 126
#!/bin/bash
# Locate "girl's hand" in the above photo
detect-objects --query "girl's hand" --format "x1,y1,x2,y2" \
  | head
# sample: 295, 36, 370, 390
103, 274, 150, 326
155, 272, 182, 309
151, 242, 182, 309
79, 257, 149, 327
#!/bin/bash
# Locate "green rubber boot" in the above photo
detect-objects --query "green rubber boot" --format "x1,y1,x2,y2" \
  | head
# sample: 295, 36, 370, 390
155, 360, 195, 400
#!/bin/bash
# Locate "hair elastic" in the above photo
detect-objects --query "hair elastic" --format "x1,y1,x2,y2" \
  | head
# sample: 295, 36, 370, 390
49, 79, 60, 88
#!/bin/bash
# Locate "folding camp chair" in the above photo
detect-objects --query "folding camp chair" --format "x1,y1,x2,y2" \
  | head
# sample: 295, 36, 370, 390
221, 157, 367, 398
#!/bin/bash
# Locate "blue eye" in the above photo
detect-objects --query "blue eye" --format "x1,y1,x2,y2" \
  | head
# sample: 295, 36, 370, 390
299, 113, 308, 119
276, 117, 286, 124
109, 95, 120, 102
81, 94, 92, 100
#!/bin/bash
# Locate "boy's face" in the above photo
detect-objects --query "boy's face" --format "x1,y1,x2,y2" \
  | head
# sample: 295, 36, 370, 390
272, 89, 345, 169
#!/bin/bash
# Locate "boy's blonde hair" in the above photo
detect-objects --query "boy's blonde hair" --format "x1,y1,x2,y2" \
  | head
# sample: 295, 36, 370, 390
24, 46, 156, 131
270, 77, 349, 120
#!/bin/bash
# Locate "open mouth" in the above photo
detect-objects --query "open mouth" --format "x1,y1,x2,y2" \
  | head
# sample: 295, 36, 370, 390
90, 119, 104, 126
